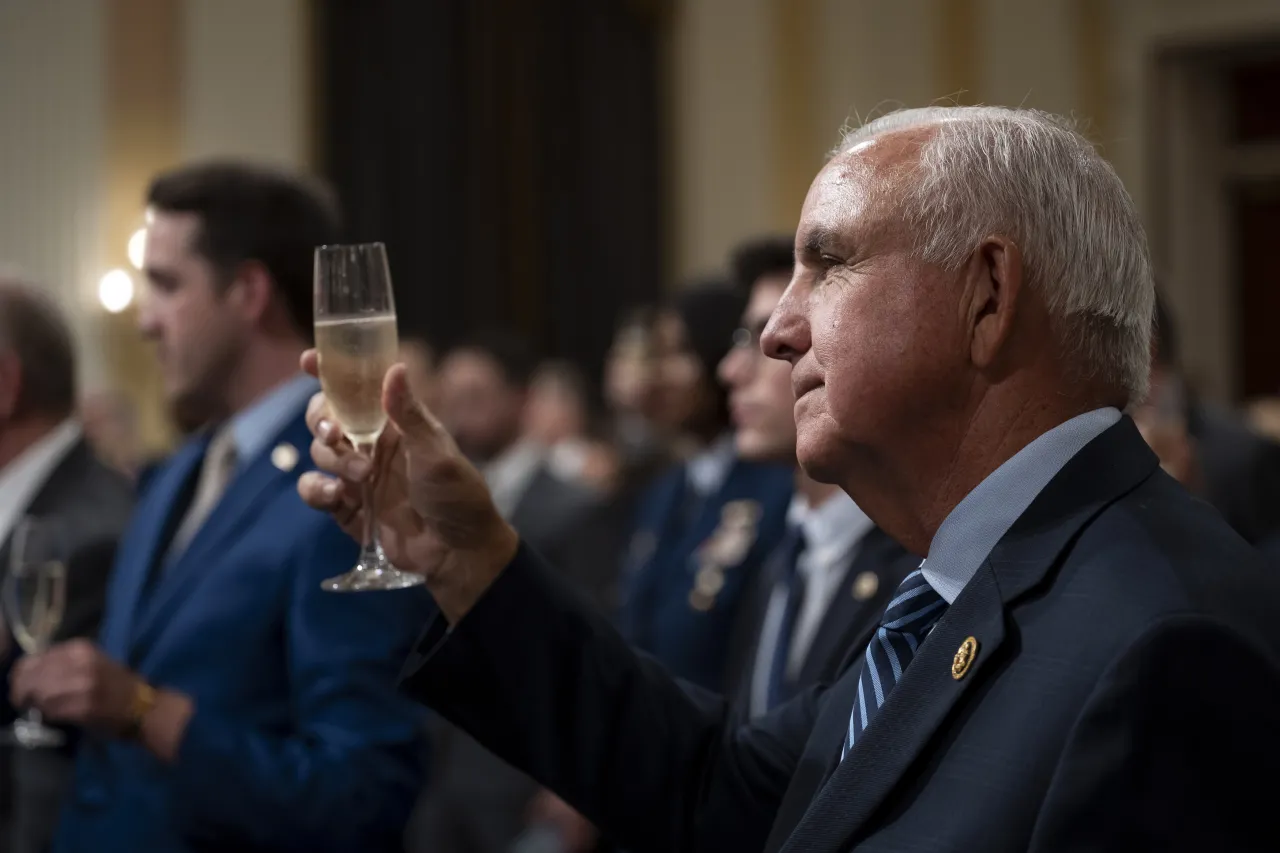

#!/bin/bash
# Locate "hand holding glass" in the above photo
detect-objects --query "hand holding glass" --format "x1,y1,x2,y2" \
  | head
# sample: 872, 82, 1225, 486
314, 242, 425, 591
4, 516, 68, 747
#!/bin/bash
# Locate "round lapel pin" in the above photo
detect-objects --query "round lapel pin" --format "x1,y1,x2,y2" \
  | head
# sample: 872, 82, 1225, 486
271, 443, 299, 472
851, 571, 879, 601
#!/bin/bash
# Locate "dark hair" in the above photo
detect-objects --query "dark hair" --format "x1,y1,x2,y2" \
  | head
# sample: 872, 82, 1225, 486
666, 278, 745, 436
146, 161, 341, 341
0, 276, 77, 419
447, 331, 539, 390
729, 236, 795, 293
1152, 290, 1179, 368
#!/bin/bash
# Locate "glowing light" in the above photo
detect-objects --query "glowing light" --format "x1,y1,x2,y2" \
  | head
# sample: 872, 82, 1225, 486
127, 228, 147, 269
98, 269, 134, 313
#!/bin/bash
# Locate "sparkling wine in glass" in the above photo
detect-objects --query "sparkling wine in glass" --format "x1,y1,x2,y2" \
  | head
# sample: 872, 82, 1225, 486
314, 242, 425, 592
4, 516, 68, 748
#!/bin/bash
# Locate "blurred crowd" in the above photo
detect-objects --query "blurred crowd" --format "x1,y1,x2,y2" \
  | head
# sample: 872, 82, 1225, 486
0, 151, 1278, 853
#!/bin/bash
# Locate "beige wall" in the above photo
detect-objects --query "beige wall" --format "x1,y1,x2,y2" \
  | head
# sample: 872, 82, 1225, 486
0, 0, 311, 451
667, 0, 1280, 401
182, 0, 312, 166
0, 0, 107, 385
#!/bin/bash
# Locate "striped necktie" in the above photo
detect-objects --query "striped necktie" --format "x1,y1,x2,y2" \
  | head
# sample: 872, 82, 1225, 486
843, 567, 946, 758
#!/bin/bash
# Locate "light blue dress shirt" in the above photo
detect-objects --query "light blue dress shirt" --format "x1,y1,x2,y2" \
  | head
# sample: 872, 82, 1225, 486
227, 373, 320, 468
921, 407, 1121, 603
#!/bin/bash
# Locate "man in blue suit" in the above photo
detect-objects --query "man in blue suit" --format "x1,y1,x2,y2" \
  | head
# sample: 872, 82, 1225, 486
11, 162, 430, 852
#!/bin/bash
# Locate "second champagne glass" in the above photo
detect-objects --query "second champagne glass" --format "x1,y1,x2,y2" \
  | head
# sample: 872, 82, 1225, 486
4, 516, 68, 748
314, 242, 425, 592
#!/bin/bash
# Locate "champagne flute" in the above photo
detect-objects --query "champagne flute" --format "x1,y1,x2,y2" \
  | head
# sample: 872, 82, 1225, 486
4, 516, 68, 748
314, 242, 425, 592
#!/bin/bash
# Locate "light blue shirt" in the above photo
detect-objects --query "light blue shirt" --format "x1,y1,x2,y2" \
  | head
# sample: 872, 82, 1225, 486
227, 373, 319, 468
921, 407, 1121, 603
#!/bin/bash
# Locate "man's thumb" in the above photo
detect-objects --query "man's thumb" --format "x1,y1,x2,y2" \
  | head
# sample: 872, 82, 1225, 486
382, 364, 436, 444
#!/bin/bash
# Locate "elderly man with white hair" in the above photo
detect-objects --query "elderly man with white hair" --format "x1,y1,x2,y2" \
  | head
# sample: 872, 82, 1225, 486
299, 106, 1280, 852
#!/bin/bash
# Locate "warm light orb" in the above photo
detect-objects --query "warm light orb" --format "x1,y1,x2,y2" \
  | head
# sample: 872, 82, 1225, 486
98, 268, 134, 313
127, 228, 148, 269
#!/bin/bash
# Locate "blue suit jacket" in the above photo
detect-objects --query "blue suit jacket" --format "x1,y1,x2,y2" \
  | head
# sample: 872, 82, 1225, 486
618, 459, 793, 691
56, 410, 432, 853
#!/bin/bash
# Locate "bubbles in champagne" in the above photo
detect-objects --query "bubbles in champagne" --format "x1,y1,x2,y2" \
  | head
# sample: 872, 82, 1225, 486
316, 314, 399, 447
8, 562, 66, 655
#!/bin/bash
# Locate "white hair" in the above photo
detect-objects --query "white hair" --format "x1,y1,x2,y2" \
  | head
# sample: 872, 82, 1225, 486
835, 106, 1154, 405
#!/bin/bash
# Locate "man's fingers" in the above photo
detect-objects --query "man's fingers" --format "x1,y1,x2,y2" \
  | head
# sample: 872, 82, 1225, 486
298, 471, 346, 511
300, 348, 319, 378
305, 394, 346, 450
309, 437, 372, 483
383, 364, 443, 449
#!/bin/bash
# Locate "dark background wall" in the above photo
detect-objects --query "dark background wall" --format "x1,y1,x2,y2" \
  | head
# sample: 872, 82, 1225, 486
319, 0, 668, 385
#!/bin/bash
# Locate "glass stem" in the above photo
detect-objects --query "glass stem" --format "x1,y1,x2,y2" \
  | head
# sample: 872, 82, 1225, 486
358, 443, 381, 570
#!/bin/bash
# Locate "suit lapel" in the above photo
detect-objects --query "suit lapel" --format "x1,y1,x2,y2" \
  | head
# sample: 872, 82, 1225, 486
777, 567, 1009, 852
0, 441, 96, 577
20, 440, 90, 517
103, 436, 207, 660
773, 419, 1160, 850
128, 417, 310, 661
797, 531, 911, 688
763, 659, 863, 853
508, 467, 556, 536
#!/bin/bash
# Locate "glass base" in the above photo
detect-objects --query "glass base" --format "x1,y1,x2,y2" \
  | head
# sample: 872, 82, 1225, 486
321, 564, 426, 592
3, 719, 65, 749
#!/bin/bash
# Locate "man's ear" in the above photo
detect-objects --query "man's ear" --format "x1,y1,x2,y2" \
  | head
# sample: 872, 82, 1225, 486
963, 234, 1023, 370
225, 260, 274, 325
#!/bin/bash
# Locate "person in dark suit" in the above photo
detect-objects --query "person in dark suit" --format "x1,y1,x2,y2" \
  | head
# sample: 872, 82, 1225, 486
0, 278, 134, 853
617, 282, 793, 694
409, 335, 615, 853
716, 238, 915, 716
1134, 293, 1280, 545
10, 163, 430, 853
302, 106, 1280, 851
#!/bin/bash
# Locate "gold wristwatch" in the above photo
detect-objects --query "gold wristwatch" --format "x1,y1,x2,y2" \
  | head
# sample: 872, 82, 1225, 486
124, 681, 157, 739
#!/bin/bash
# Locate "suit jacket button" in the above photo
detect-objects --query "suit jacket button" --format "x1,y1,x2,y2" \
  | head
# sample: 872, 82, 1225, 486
952, 636, 979, 680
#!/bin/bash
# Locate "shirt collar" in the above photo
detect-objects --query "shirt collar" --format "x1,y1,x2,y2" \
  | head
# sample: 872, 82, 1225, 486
788, 489, 875, 566
921, 407, 1121, 603
226, 374, 319, 466
686, 433, 737, 497
484, 440, 546, 519
0, 419, 82, 543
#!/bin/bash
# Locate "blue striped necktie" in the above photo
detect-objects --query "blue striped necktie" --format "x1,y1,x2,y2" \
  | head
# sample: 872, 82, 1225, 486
843, 567, 947, 758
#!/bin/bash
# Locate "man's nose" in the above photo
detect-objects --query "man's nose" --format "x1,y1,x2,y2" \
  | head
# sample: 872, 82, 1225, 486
760, 283, 810, 363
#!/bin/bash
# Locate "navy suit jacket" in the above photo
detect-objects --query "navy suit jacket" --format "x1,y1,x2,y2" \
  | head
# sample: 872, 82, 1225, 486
404, 418, 1280, 852
726, 527, 916, 715
56, 411, 432, 853
618, 459, 793, 691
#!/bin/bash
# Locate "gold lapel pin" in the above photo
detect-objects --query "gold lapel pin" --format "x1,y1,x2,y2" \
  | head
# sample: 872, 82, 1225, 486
851, 571, 879, 601
271, 443, 299, 472
688, 589, 715, 612
694, 565, 725, 597
951, 636, 979, 680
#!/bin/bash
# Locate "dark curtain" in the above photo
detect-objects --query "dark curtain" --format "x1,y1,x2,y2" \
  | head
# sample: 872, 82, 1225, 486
318, 0, 667, 385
